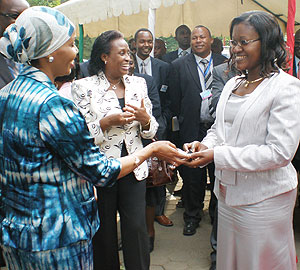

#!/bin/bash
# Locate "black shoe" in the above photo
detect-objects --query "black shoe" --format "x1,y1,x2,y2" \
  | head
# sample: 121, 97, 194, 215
149, 236, 154, 253
209, 261, 216, 270
183, 222, 199, 236
176, 199, 184, 208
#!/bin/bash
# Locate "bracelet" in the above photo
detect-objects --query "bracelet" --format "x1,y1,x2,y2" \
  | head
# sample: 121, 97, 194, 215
143, 118, 151, 128
133, 155, 141, 169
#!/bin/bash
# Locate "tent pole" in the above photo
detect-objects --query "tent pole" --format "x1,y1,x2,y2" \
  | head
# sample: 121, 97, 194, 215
79, 24, 84, 63
148, 8, 156, 57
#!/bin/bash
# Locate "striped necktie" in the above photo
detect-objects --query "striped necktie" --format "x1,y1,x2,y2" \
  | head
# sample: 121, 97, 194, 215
180, 50, 188, 57
200, 58, 212, 90
141, 61, 146, 74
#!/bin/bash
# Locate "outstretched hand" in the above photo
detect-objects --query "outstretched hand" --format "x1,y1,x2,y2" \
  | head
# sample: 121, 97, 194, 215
182, 141, 214, 168
151, 141, 190, 167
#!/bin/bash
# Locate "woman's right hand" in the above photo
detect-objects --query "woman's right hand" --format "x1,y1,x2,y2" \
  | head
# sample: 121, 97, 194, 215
183, 141, 208, 153
150, 141, 190, 167
100, 112, 135, 131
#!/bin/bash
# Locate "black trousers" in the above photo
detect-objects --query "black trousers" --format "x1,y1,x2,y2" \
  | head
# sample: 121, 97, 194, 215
93, 172, 150, 270
210, 203, 218, 265
180, 122, 215, 224
181, 162, 215, 223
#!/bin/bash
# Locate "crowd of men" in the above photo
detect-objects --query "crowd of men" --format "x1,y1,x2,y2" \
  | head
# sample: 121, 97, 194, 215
1, 0, 300, 269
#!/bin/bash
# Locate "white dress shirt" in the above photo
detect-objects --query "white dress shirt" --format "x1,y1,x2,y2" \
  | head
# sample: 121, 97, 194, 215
194, 52, 214, 123
136, 55, 152, 76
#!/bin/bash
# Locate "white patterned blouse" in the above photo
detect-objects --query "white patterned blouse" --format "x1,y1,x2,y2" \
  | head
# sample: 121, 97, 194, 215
72, 71, 159, 180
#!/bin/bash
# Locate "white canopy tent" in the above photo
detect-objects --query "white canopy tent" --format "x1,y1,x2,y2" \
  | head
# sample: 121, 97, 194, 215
55, 0, 199, 38
55, 0, 299, 60
55, 0, 299, 37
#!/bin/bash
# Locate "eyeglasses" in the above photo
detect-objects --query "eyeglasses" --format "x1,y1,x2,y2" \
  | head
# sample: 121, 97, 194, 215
229, 39, 260, 48
0, 12, 20, 20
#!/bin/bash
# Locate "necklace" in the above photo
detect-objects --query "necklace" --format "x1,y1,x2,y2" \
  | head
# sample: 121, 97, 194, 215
244, 77, 264, 88
108, 79, 121, 90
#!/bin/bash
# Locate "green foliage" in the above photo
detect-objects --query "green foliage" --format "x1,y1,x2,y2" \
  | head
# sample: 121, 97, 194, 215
157, 36, 178, 53
78, 35, 230, 60
76, 36, 97, 60
27, 0, 61, 7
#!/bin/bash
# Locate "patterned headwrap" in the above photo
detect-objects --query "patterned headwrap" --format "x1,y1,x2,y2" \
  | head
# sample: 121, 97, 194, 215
0, 6, 74, 64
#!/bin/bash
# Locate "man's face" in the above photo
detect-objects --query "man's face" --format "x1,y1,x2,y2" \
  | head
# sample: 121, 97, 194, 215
154, 39, 166, 59
294, 30, 300, 59
136, 31, 153, 60
175, 27, 191, 50
191, 27, 213, 58
0, 0, 29, 37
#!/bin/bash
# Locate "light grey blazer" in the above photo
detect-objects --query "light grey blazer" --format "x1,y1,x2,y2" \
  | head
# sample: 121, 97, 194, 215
202, 70, 300, 206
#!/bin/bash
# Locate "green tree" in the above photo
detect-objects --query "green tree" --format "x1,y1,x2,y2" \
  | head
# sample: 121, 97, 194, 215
27, 0, 62, 7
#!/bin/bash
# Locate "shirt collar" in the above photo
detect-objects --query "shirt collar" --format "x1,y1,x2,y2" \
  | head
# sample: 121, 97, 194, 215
178, 47, 191, 56
136, 54, 151, 66
194, 52, 212, 64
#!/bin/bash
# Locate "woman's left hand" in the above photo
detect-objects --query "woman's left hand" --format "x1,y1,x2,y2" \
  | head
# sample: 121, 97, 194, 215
123, 99, 151, 127
185, 149, 214, 168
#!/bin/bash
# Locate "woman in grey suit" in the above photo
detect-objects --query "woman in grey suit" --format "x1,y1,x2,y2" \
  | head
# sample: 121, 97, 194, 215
185, 11, 300, 270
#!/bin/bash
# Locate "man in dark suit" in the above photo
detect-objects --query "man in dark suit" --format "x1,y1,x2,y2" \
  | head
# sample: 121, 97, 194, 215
0, 0, 29, 89
134, 28, 172, 141
169, 25, 227, 236
162, 25, 191, 64
134, 28, 174, 227
162, 25, 192, 203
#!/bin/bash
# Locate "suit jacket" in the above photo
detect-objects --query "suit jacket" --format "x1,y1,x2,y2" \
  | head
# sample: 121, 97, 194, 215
169, 52, 227, 144
202, 70, 300, 206
210, 62, 237, 115
72, 72, 158, 180
134, 73, 161, 119
162, 50, 179, 63
134, 72, 167, 142
134, 56, 171, 138
0, 54, 15, 89
79, 60, 90, 78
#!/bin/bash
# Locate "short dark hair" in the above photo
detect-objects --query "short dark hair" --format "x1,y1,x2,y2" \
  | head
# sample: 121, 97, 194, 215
193, 25, 212, 38
229, 10, 287, 76
134, 28, 153, 41
88, 30, 123, 76
175, 24, 191, 37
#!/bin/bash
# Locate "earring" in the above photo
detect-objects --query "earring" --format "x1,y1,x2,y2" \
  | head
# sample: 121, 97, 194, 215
104, 60, 107, 65
49, 56, 54, 63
